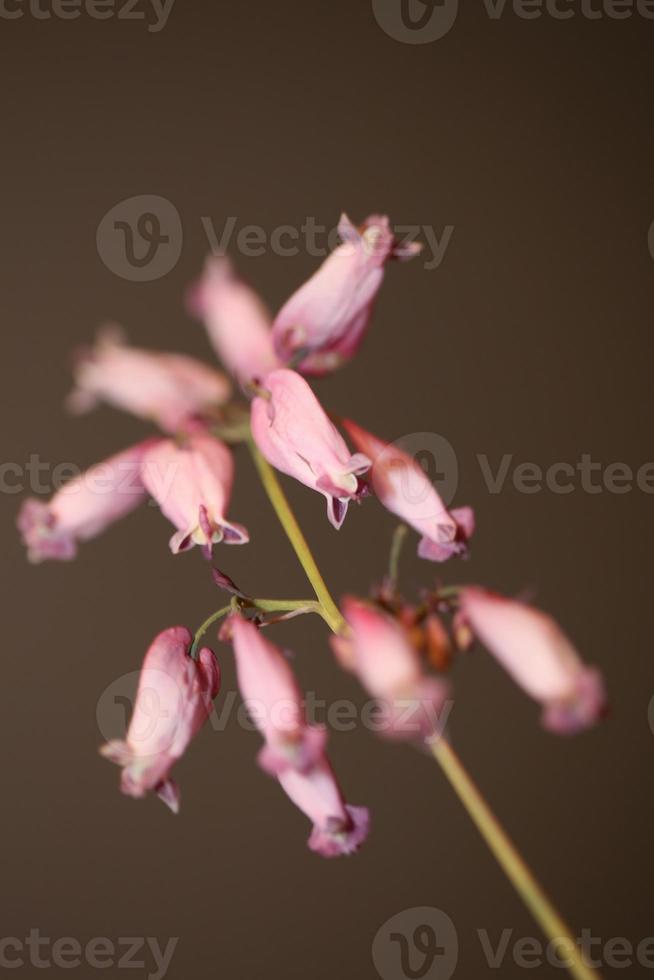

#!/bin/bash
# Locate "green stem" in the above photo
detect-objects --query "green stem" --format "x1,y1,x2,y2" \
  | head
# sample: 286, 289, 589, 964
191, 604, 232, 659
431, 739, 600, 980
247, 433, 601, 980
251, 598, 321, 612
387, 523, 408, 584
435, 585, 462, 600
247, 439, 345, 633
251, 598, 330, 625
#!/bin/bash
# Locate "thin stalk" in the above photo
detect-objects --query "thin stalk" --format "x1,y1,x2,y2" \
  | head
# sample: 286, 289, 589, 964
247, 439, 344, 633
431, 739, 600, 980
387, 523, 409, 585
251, 598, 330, 625
251, 598, 322, 613
190, 604, 232, 659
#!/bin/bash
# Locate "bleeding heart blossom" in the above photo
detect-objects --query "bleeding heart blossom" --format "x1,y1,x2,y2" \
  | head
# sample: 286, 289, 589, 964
342, 418, 474, 562
459, 588, 607, 734
250, 369, 371, 529
67, 328, 231, 433
228, 614, 326, 775
100, 627, 220, 812
188, 256, 282, 385
335, 597, 450, 741
272, 213, 422, 375
141, 430, 249, 555
17, 439, 158, 563
277, 756, 370, 858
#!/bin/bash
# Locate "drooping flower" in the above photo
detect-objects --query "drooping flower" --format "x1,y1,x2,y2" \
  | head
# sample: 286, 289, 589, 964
250, 369, 371, 529
17, 439, 158, 563
277, 757, 370, 858
188, 256, 282, 386
459, 587, 607, 734
272, 213, 422, 375
228, 613, 325, 775
141, 429, 249, 555
342, 418, 474, 562
335, 597, 450, 741
100, 627, 220, 812
67, 328, 231, 433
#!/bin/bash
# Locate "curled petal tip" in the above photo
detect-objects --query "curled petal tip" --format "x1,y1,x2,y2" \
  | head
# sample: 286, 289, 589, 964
308, 805, 371, 858
541, 667, 608, 735
156, 779, 181, 814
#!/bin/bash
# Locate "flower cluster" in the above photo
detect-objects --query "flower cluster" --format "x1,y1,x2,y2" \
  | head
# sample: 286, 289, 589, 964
18, 212, 607, 858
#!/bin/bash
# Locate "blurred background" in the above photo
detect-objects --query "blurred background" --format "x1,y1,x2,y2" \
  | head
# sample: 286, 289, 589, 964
2, 2, 653, 977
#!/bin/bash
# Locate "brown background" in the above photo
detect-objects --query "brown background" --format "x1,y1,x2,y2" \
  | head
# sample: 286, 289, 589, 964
2, 2, 653, 977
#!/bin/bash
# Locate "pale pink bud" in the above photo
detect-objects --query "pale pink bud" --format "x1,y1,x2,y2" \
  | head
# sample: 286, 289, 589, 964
100, 627, 220, 812
250, 369, 370, 528
272, 213, 421, 375
17, 439, 158, 563
337, 597, 449, 740
229, 614, 326, 776
277, 757, 370, 858
459, 588, 607, 734
342, 418, 474, 562
188, 256, 282, 385
67, 328, 231, 433
141, 430, 249, 555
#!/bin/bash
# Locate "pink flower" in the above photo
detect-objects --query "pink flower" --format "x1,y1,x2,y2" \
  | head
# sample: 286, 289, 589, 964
17, 440, 158, 563
277, 757, 370, 858
141, 430, 249, 555
342, 418, 474, 562
100, 627, 220, 812
67, 328, 231, 433
459, 587, 607, 734
336, 597, 450, 740
250, 369, 371, 528
188, 256, 282, 386
272, 213, 421, 375
229, 614, 325, 775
